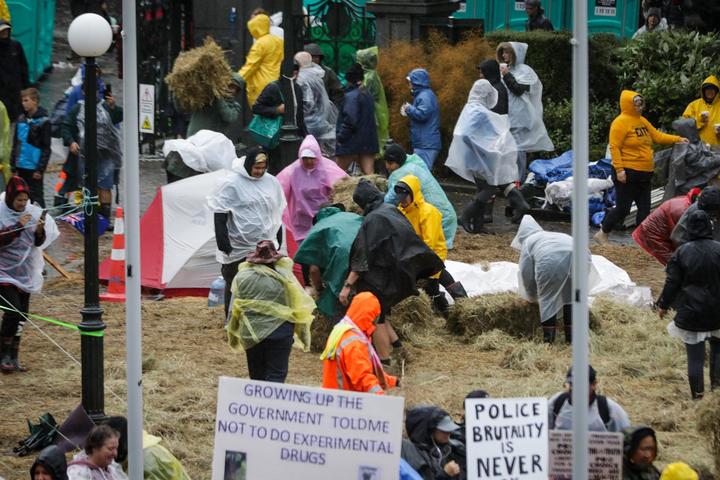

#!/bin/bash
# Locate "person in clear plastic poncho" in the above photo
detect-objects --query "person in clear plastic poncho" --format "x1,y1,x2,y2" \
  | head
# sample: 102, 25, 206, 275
447, 78, 529, 234
511, 215, 596, 344
294, 52, 338, 156
226, 240, 315, 383
356, 46, 389, 155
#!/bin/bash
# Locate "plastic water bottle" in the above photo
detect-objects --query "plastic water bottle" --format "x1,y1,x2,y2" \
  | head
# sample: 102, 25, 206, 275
208, 277, 226, 307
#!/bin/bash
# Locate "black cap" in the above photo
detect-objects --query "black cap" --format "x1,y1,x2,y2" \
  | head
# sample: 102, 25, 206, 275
384, 143, 407, 165
566, 365, 596, 385
304, 43, 323, 57
465, 389, 490, 400
394, 182, 411, 197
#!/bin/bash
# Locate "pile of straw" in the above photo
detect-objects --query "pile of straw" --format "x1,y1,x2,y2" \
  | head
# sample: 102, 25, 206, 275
165, 38, 233, 111
330, 175, 388, 214
388, 292, 434, 346
310, 311, 335, 353
697, 393, 720, 473
447, 292, 540, 339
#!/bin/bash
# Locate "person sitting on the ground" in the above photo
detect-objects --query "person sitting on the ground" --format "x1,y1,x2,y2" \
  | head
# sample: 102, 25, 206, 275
294, 204, 362, 321
548, 365, 631, 432
276, 134, 346, 250
512, 215, 594, 343
671, 185, 720, 246
227, 240, 314, 383
657, 209, 720, 399
393, 175, 467, 317
31, 445, 67, 480
67, 425, 128, 480
682, 75, 720, 147
401, 68, 441, 169
454, 389, 490, 446
633, 7, 668, 39
208, 147, 286, 318
632, 188, 700, 266
401, 405, 466, 480
339, 179, 443, 366
384, 143, 457, 249
622, 426, 660, 480
660, 462, 699, 480
321, 291, 397, 394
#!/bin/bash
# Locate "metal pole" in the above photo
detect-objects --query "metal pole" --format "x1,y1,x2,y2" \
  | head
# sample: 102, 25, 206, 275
122, 0, 144, 478
79, 56, 106, 422
277, 0, 302, 174
571, 0, 590, 478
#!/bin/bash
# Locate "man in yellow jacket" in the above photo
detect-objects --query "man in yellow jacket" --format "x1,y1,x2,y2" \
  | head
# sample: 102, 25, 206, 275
683, 75, 720, 146
394, 174, 467, 316
239, 13, 283, 107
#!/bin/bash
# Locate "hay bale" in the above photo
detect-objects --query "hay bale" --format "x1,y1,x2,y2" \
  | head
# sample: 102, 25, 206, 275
447, 292, 540, 338
331, 175, 388, 214
697, 392, 720, 473
387, 292, 434, 345
165, 37, 233, 111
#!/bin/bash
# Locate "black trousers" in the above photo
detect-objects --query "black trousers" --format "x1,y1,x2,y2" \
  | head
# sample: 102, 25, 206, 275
686, 337, 720, 398
221, 260, 244, 319
0, 285, 30, 337
601, 168, 652, 233
245, 334, 294, 383
16, 168, 45, 208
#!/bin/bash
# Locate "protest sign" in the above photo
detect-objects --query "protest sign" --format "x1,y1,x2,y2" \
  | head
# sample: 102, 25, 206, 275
549, 430, 623, 480
211, 377, 404, 479
465, 397, 548, 479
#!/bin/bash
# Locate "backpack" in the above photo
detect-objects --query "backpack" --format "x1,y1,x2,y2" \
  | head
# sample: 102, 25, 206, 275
50, 97, 68, 138
550, 392, 611, 430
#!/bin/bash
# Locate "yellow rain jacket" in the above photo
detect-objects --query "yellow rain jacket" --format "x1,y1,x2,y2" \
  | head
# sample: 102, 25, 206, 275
239, 14, 283, 107
0, 100, 10, 188
397, 175, 447, 271
227, 257, 315, 352
683, 75, 720, 146
0, 1, 9, 22
142, 431, 192, 480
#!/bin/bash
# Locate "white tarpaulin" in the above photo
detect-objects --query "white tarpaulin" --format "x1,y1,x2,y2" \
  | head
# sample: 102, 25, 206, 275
162, 129, 236, 173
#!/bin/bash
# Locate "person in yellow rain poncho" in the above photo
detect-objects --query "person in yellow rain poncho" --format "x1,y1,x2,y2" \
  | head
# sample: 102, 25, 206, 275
356, 46, 389, 155
226, 240, 315, 383
142, 431, 191, 480
682, 75, 720, 146
239, 13, 283, 107
394, 175, 467, 318
0, 100, 10, 190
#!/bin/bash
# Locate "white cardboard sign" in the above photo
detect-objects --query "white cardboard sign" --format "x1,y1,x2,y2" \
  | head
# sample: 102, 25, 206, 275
465, 397, 548, 479
211, 377, 404, 480
549, 431, 623, 480
139, 83, 155, 134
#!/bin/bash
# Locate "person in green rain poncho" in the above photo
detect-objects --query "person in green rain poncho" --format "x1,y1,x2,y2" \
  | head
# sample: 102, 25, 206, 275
293, 204, 363, 320
356, 47, 389, 156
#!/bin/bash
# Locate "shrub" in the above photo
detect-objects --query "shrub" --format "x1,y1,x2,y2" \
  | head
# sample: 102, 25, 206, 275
543, 98, 617, 161
617, 30, 720, 130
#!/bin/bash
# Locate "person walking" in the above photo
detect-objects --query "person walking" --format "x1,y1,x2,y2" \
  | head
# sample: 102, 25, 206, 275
238, 12, 283, 107
321, 291, 398, 394
0, 176, 58, 373
356, 47, 389, 155
335, 63, 378, 175
11, 88, 50, 207
595, 90, 686, 245
0, 20, 29, 124
401, 68, 441, 169
304, 43, 344, 107
524, 0, 554, 31
226, 240, 314, 383
293, 52, 338, 156
657, 209, 720, 399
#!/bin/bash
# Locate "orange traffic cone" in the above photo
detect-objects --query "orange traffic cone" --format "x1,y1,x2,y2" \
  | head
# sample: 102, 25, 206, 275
100, 207, 126, 302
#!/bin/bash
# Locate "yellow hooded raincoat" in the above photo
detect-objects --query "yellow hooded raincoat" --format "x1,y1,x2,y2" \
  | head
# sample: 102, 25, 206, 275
239, 14, 284, 107
682, 75, 720, 146
397, 174, 447, 268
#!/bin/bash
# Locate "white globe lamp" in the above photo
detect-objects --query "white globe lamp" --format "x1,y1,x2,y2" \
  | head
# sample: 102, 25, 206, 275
67, 13, 113, 58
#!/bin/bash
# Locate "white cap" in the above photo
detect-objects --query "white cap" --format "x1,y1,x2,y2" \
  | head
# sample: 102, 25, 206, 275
300, 148, 316, 158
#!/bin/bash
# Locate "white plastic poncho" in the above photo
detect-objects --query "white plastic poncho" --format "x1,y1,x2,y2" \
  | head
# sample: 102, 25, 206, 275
446, 80, 519, 186
295, 53, 338, 143
0, 195, 59, 293
162, 129, 236, 173
206, 158, 286, 264
511, 215, 578, 323
503, 42, 554, 152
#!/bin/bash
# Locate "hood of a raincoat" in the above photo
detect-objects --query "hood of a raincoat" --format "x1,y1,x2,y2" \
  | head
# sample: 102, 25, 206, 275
686, 209, 714, 241
622, 426, 657, 474
496, 42, 527, 66
620, 90, 642, 117
511, 214, 543, 250
356, 46, 378, 71
297, 135, 323, 169
314, 205, 343, 224
346, 291, 381, 336
232, 147, 268, 180
248, 14, 271, 39
231, 72, 245, 89
405, 405, 450, 447
397, 174, 426, 213
479, 59, 502, 84
408, 68, 430, 94
353, 179, 385, 215
698, 186, 720, 212
660, 463, 699, 480
294, 51, 313, 69
5, 175, 29, 209
467, 79, 498, 110
701, 75, 720, 104
31, 445, 68, 480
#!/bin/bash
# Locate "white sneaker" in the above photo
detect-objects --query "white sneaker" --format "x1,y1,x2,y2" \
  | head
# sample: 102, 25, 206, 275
594, 229, 610, 245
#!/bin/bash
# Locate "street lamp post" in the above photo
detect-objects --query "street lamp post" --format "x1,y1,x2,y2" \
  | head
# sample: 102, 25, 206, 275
277, 0, 303, 171
68, 13, 114, 422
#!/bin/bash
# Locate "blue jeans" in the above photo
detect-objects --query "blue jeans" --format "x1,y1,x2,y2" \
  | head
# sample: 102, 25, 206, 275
414, 148, 440, 169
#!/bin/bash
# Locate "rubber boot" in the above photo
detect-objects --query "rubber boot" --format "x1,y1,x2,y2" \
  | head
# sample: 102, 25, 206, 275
9, 336, 27, 372
445, 281, 468, 299
483, 197, 495, 224
506, 187, 530, 224
1, 336, 14, 372
459, 200, 482, 234
431, 294, 451, 319
542, 319, 556, 344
